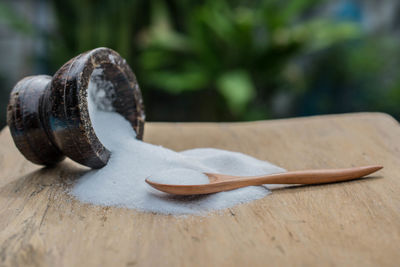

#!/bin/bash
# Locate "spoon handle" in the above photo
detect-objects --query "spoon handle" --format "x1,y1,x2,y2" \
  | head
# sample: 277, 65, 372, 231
231, 165, 382, 187
146, 165, 383, 195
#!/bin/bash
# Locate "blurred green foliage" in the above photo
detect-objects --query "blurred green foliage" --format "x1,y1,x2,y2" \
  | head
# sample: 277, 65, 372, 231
0, 1, 34, 34
49, 0, 366, 121
3, 0, 400, 122
135, 0, 361, 120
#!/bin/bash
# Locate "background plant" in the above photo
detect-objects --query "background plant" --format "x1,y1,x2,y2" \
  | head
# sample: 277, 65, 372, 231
1, 0, 400, 125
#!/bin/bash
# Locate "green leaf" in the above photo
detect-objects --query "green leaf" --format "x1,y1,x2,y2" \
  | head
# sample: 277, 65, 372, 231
216, 70, 255, 114
147, 68, 209, 94
140, 0, 189, 51
289, 20, 361, 50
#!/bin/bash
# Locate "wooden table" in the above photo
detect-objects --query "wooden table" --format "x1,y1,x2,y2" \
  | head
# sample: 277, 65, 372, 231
0, 113, 399, 267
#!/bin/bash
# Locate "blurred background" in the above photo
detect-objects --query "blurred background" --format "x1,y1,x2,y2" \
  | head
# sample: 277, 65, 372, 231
1, 0, 400, 126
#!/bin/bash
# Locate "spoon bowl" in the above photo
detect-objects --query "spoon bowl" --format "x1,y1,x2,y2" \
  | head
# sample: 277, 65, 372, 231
146, 165, 383, 195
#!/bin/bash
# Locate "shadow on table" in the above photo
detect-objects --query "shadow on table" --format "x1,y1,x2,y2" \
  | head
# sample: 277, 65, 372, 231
0, 161, 89, 200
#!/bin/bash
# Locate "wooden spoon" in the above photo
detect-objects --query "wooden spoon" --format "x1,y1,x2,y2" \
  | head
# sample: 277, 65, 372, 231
145, 165, 383, 195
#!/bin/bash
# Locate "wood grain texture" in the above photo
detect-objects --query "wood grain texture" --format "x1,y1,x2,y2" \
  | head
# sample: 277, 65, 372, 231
0, 112, 399, 267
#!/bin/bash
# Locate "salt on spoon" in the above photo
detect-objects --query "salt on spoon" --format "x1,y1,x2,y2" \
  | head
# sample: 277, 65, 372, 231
149, 169, 210, 185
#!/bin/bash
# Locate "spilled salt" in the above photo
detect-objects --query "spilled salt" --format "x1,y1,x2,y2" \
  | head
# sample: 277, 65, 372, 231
71, 72, 286, 215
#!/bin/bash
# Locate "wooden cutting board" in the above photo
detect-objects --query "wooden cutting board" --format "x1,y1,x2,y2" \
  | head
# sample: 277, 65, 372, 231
0, 112, 399, 267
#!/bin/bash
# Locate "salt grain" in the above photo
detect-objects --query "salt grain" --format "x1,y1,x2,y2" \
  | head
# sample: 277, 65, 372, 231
70, 74, 286, 215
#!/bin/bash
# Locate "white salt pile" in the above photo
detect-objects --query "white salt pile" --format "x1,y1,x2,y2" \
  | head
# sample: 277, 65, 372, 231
71, 71, 286, 215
